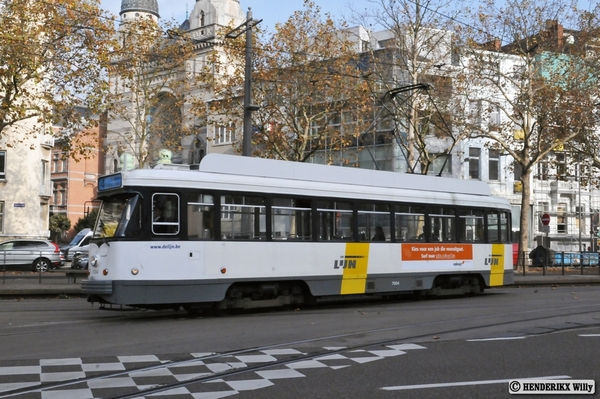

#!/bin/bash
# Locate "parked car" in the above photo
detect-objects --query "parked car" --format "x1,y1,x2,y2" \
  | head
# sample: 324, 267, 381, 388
0, 239, 65, 272
71, 251, 88, 270
60, 228, 92, 262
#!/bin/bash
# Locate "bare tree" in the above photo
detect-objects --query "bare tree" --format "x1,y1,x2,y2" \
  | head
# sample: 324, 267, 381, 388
454, 0, 599, 255
561, 6, 600, 181
352, 0, 467, 174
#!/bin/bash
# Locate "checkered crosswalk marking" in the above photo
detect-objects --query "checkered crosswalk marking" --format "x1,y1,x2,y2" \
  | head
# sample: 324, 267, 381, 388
0, 344, 426, 399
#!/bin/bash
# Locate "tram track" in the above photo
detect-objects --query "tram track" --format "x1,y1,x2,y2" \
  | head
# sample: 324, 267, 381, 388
3, 302, 600, 399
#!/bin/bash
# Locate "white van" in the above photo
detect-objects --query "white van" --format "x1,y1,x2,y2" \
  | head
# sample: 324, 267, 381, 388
60, 228, 92, 262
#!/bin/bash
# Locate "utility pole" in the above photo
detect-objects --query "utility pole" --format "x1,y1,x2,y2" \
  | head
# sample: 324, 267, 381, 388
226, 9, 261, 156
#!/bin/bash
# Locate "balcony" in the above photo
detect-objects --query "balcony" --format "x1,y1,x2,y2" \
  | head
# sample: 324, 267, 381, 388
40, 180, 52, 198
550, 180, 579, 197
40, 134, 54, 148
189, 25, 215, 42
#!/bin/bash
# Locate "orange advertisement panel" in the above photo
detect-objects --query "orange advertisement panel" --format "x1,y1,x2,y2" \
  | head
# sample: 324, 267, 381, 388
402, 243, 473, 261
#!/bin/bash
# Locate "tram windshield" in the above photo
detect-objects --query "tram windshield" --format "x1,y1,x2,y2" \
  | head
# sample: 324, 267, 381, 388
93, 194, 142, 239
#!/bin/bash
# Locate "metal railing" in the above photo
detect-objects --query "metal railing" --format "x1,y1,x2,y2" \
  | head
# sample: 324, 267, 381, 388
1, 249, 62, 284
514, 250, 600, 276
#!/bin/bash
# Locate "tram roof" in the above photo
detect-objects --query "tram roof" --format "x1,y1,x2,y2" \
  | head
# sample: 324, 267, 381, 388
193, 154, 492, 197
109, 154, 509, 209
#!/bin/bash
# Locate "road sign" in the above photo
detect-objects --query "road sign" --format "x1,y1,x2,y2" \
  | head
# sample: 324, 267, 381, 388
541, 213, 551, 226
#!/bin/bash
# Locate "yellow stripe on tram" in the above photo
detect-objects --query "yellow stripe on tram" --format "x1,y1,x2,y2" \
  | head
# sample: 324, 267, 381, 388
489, 243, 505, 286
340, 243, 370, 295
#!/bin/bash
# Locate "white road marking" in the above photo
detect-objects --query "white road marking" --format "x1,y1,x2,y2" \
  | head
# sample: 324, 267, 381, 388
381, 375, 571, 391
467, 336, 526, 342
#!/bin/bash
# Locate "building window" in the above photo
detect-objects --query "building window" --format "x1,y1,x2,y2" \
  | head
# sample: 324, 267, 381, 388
489, 149, 500, 181
41, 160, 48, 181
432, 154, 452, 175
55, 183, 67, 206
556, 153, 566, 178
537, 160, 549, 180
52, 153, 59, 172
469, 147, 480, 179
0, 150, 5, 179
576, 205, 585, 234
214, 123, 235, 145
514, 162, 522, 181
489, 104, 501, 126
469, 100, 482, 126
557, 203, 567, 233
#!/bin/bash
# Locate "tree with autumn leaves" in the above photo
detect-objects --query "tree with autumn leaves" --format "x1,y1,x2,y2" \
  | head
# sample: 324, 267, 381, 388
106, 16, 196, 169
0, 0, 114, 153
199, 1, 373, 164
454, 0, 600, 256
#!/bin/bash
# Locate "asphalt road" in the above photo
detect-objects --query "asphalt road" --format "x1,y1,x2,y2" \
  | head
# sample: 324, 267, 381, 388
2, 284, 600, 398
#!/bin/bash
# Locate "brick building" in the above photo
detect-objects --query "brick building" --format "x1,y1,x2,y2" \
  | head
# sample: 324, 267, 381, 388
50, 124, 105, 242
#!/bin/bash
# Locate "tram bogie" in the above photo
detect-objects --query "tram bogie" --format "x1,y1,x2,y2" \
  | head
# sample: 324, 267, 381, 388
217, 281, 309, 309
426, 274, 485, 297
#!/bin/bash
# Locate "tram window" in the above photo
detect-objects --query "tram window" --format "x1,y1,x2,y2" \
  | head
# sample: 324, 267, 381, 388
429, 207, 456, 242
489, 210, 510, 243
152, 194, 180, 235
459, 209, 484, 242
500, 211, 510, 242
395, 205, 424, 242
95, 195, 138, 238
272, 198, 312, 241
221, 195, 266, 240
121, 196, 142, 237
188, 194, 214, 240
357, 203, 390, 242
317, 201, 353, 241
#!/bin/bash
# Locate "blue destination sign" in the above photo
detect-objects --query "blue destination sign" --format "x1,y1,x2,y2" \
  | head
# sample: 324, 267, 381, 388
98, 173, 123, 192
13, 203, 25, 208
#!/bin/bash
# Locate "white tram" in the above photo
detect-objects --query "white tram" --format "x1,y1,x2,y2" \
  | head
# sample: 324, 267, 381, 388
82, 154, 514, 311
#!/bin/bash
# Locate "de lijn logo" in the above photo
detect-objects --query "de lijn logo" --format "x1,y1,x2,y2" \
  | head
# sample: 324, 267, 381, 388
333, 255, 364, 269
485, 254, 501, 266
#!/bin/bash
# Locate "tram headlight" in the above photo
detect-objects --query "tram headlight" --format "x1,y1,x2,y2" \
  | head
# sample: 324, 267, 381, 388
102, 268, 108, 276
90, 255, 98, 268
131, 268, 139, 275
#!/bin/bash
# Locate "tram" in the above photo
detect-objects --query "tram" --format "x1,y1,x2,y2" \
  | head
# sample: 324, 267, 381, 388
82, 154, 514, 312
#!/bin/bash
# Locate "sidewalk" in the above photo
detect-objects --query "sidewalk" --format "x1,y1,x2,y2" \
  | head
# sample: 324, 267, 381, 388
0, 269, 86, 297
1, 270, 600, 298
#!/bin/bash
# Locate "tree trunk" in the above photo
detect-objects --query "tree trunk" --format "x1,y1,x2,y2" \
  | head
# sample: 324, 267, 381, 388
518, 169, 532, 269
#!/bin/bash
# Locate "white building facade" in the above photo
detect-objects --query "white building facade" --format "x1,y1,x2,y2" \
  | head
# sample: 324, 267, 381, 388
0, 119, 53, 239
